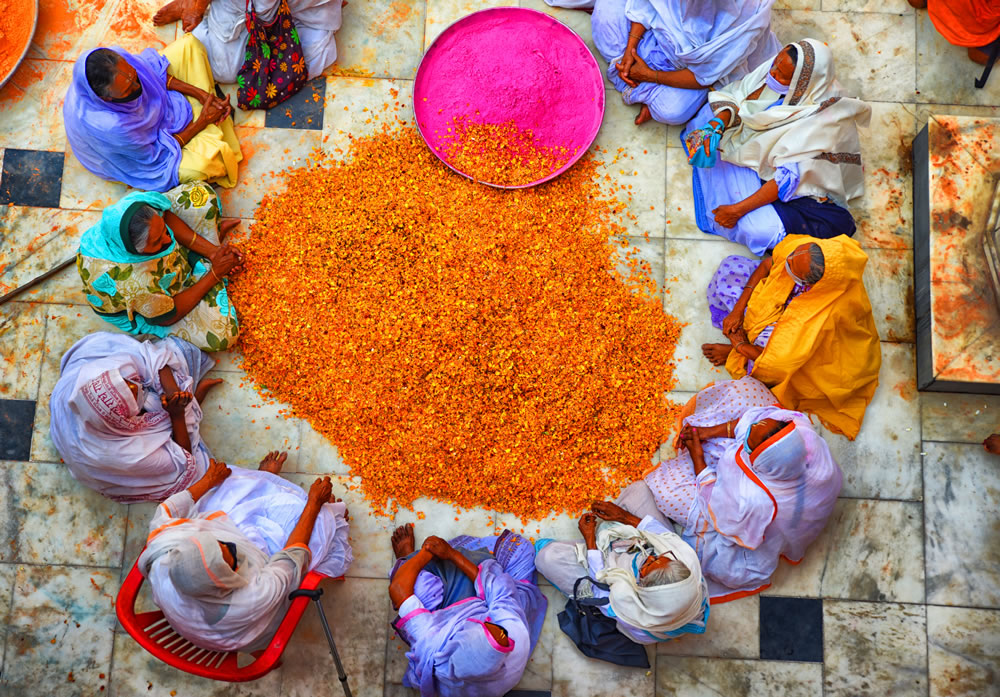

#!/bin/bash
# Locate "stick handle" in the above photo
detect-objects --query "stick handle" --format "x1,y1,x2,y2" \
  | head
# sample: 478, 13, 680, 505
0, 257, 77, 307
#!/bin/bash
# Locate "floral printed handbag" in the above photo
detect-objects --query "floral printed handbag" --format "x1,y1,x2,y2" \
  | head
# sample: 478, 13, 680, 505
236, 0, 307, 110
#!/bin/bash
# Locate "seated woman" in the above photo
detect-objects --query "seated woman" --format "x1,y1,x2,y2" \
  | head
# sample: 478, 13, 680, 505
644, 382, 842, 601
77, 183, 241, 352
534, 484, 709, 646
701, 234, 881, 440
909, 0, 1000, 67
683, 39, 870, 255
388, 524, 547, 697
139, 459, 352, 652
50, 332, 221, 503
153, 0, 343, 86
64, 34, 242, 192
589, 0, 779, 126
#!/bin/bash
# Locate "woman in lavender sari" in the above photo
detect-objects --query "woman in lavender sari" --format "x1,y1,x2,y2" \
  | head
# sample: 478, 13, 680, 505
388, 524, 547, 697
63, 34, 242, 192
544, 0, 780, 126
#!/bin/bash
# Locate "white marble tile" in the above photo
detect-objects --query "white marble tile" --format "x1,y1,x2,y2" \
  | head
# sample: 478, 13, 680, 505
614, 235, 666, 303
394, 496, 497, 541
767, 498, 924, 602
30, 305, 114, 463
330, 0, 426, 80
59, 149, 133, 212
0, 563, 15, 672
197, 374, 302, 468
108, 629, 282, 697
3, 565, 117, 696
927, 605, 1000, 697
770, 11, 916, 103
663, 146, 709, 241
297, 419, 351, 475
816, 343, 921, 500
6, 460, 127, 566
924, 442, 1000, 608
853, 101, 917, 250
279, 577, 389, 697
863, 249, 914, 343
916, 12, 1000, 107
921, 393, 1000, 445
773, 0, 820, 8
93, 0, 179, 56
655, 656, 822, 697
121, 501, 158, 578
321, 76, 414, 156
0, 302, 47, 400
915, 104, 1000, 134
423, 0, 518, 51
551, 621, 655, 697
592, 95, 668, 239
0, 59, 73, 152
513, 583, 561, 690
821, 0, 913, 13
216, 126, 324, 219
657, 595, 760, 659
823, 600, 928, 697
662, 238, 761, 392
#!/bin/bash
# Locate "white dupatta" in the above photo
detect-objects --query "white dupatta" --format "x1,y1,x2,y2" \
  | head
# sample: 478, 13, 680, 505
575, 521, 708, 640
708, 38, 871, 206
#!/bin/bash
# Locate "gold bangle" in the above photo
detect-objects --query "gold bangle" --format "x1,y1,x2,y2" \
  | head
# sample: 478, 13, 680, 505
210, 267, 221, 284
735, 340, 748, 351
726, 422, 732, 438
189, 229, 198, 247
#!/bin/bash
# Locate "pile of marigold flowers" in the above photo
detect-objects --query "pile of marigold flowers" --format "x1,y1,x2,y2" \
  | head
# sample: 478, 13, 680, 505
229, 122, 683, 519
437, 116, 574, 187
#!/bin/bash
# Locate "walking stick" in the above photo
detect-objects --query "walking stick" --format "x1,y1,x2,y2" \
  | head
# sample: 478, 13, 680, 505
0, 257, 76, 307
288, 587, 353, 697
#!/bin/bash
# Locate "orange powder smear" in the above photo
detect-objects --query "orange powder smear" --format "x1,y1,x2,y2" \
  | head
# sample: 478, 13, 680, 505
0, 0, 35, 82
438, 117, 574, 188
229, 124, 682, 519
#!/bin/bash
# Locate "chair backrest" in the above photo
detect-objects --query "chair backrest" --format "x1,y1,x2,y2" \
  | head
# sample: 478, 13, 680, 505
116, 552, 327, 682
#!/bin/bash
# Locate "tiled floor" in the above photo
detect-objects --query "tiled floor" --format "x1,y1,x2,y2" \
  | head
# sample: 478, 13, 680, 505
1, 0, 999, 695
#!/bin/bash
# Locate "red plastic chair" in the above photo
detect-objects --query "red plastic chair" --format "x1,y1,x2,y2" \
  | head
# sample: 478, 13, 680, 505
116, 553, 352, 695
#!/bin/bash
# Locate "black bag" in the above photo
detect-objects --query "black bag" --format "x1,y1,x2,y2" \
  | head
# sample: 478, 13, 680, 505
556, 576, 651, 668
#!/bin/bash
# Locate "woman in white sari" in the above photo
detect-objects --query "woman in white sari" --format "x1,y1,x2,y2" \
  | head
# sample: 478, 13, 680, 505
153, 0, 343, 84
139, 458, 352, 651
644, 377, 842, 601
683, 39, 871, 255
545, 0, 780, 126
50, 332, 220, 503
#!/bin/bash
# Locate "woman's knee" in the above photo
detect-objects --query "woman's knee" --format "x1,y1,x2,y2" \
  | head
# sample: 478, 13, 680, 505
591, 0, 631, 60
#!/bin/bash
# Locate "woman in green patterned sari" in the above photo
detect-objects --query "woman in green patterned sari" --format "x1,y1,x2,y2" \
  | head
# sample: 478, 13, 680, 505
78, 182, 242, 352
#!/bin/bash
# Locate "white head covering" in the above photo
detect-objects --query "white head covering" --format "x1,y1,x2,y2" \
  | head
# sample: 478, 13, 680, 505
50, 332, 214, 502
708, 38, 871, 206
577, 521, 709, 640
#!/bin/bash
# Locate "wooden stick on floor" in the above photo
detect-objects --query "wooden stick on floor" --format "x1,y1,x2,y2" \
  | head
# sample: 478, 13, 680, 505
0, 257, 76, 307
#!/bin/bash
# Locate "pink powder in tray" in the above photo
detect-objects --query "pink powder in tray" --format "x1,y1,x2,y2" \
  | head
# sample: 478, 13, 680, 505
413, 7, 606, 188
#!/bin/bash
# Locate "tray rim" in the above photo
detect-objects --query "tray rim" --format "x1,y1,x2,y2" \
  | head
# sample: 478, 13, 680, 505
0, 0, 41, 90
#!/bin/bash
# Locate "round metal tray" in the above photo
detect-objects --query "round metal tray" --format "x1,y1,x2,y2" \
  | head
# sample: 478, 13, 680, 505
0, 0, 40, 90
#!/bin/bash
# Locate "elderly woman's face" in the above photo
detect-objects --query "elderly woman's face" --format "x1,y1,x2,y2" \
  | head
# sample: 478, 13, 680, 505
105, 56, 141, 101
639, 553, 674, 578
143, 213, 172, 254
787, 243, 814, 282
769, 48, 797, 86
747, 418, 786, 451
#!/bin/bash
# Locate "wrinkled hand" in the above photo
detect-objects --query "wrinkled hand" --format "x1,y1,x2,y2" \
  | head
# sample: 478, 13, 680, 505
181, 0, 209, 32
724, 324, 749, 347
204, 458, 232, 486
578, 512, 598, 538
421, 535, 452, 559
615, 49, 637, 87
682, 426, 704, 462
591, 501, 630, 524
984, 434, 1000, 455
722, 307, 744, 336
161, 390, 192, 417
308, 476, 334, 505
199, 97, 230, 126
209, 243, 242, 277
713, 203, 743, 229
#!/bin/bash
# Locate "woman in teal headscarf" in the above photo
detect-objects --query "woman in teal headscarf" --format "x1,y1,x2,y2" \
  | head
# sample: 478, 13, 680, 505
78, 182, 242, 352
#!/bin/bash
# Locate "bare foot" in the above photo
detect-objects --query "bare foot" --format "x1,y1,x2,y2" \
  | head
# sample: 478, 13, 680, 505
702, 343, 733, 366
905, 0, 926, 7
634, 104, 652, 126
219, 218, 240, 242
969, 46, 991, 66
194, 377, 223, 404
258, 450, 288, 474
392, 523, 415, 559
152, 0, 185, 25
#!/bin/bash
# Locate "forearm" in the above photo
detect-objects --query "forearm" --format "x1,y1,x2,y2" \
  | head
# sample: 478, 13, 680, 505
165, 211, 218, 257
186, 476, 219, 502
167, 75, 209, 103
650, 68, 707, 90
626, 22, 645, 52
691, 449, 708, 475
146, 274, 217, 326
447, 549, 481, 582
285, 500, 323, 549
733, 340, 764, 362
734, 180, 780, 217
389, 549, 434, 607
735, 256, 773, 306
169, 413, 193, 453
158, 366, 180, 395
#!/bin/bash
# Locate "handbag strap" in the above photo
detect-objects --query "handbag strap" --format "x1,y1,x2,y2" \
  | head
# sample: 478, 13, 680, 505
571, 575, 611, 607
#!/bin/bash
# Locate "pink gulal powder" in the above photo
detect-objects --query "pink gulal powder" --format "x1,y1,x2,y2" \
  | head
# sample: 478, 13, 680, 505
413, 8, 606, 188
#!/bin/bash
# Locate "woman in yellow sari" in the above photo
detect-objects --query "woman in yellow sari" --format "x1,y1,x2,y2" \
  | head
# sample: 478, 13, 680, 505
701, 234, 880, 439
